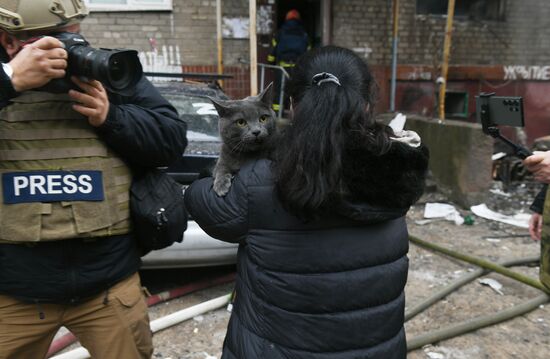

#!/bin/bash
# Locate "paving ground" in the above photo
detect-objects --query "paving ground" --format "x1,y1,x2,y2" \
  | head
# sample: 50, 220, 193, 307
405, 187, 549, 359
55, 181, 550, 359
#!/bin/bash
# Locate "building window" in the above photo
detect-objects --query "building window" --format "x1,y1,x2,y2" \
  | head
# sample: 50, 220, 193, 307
85, 0, 172, 11
416, 0, 505, 21
444, 91, 469, 118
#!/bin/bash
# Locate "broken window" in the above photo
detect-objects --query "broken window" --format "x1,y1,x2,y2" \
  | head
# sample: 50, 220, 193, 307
444, 91, 469, 118
416, 0, 505, 21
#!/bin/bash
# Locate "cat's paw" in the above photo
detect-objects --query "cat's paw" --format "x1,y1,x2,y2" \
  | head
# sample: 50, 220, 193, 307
213, 173, 233, 196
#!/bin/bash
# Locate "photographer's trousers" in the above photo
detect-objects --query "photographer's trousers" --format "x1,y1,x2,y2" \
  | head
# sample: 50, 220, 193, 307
0, 273, 152, 359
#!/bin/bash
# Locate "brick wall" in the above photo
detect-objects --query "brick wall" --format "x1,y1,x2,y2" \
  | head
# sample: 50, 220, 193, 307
80, 0, 550, 99
81, 0, 250, 67
82, 0, 550, 67
332, 0, 550, 66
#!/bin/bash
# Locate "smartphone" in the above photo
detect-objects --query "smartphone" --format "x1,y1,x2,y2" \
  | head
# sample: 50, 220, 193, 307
475, 95, 524, 129
475, 93, 531, 159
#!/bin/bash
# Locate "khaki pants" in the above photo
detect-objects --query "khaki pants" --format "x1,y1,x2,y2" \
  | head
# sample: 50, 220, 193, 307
0, 273, 153, 359
541, 191, 550, 291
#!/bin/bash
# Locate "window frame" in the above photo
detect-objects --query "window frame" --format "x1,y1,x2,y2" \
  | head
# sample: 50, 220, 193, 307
444, 91, 469, 119
85, 0, 173, 12
415, 0, 506, 22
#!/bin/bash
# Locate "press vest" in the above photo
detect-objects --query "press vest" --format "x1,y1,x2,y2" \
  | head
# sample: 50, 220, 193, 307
0, 91, 132, 243
541, 190, 550, 290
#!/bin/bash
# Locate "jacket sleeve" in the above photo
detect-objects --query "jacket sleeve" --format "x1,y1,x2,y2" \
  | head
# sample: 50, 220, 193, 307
530, 184, 547, 214
96, 76, 188, 168
0, 64, 17, 107
267, 35, 278, 64
184, 171, 249, 243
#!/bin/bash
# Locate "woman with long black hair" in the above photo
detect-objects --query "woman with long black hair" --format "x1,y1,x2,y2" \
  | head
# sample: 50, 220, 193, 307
185, 46, 429, 359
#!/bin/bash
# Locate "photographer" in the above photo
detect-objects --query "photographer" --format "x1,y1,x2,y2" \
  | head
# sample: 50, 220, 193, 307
523, 151, 550, 291
0, 1, 187, 358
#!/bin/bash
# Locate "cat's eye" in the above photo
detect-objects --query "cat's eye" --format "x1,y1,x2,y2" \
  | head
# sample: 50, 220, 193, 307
237, 119, 247, 127
259, 116, 268, 123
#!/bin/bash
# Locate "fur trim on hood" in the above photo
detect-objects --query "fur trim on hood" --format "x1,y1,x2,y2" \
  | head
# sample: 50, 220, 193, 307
341, 131, 429, 215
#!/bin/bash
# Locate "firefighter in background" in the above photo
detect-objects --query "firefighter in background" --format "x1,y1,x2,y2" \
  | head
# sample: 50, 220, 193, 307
267, 9, 310, 112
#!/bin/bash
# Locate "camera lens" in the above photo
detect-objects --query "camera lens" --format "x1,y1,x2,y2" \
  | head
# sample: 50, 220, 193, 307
66, 40, 142, 95
109, 59, 124, 82
104, 51, 142, 94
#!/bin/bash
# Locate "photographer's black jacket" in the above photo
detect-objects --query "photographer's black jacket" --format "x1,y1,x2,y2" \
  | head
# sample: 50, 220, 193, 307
0, 75, 188, 303
185, 141, 429, 359
0, 63, 16, 107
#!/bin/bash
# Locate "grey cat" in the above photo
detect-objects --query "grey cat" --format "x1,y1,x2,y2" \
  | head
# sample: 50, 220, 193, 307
209, 83, 277, 196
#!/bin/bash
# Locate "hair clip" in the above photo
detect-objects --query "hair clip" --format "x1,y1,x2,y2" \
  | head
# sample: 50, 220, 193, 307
311, 72, 341, 87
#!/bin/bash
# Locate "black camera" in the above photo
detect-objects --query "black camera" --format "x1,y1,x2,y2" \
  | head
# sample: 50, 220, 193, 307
40, 32, 143, 96
475, 93, 532, 159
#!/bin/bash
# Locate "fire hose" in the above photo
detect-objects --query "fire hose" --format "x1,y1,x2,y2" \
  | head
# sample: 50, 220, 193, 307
407, 235, 549, 351
405, 255, 540, 321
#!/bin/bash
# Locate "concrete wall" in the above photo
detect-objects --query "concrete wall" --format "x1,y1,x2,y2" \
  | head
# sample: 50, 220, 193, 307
403, 116, 494, 208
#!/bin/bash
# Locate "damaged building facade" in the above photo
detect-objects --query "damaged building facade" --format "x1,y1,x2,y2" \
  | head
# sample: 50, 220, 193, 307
82, 0, 550, 143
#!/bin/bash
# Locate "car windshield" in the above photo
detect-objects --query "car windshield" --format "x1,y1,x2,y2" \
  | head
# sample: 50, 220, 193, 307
161, 93, 220, 141
159, 90, 222, 156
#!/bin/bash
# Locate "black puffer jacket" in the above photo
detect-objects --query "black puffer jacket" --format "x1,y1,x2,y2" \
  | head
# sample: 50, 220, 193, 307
0, 76, 187, 303
185, 141, 428, 358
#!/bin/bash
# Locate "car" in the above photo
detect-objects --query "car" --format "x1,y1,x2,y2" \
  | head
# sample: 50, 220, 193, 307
140, 79, 238, 269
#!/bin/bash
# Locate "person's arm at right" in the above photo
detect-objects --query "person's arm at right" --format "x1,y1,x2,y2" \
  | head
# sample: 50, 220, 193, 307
529, 212, 542, 241
528, 185, 546, 241
524, 152, 550, 241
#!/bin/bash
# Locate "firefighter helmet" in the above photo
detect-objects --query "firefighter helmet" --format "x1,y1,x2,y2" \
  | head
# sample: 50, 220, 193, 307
285, 9, 301, 21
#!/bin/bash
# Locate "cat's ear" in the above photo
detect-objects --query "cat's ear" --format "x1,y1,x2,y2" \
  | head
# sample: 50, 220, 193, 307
208, 97, 232, 117
257, 82, 274, 107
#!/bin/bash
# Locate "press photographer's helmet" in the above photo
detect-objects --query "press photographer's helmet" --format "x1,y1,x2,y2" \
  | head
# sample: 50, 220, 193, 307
0, 0, 88, 34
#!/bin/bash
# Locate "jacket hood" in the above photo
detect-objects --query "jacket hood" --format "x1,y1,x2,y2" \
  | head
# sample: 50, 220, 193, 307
338, 131, 429, 222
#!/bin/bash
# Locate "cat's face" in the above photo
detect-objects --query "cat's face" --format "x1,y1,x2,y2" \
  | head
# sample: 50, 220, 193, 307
210, 83, 277, 153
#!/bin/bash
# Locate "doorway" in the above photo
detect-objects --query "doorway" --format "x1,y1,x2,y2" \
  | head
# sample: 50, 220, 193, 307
277, 0, 322, 48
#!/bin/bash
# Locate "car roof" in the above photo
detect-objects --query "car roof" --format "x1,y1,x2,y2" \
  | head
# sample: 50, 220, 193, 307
152, 80, 229, 100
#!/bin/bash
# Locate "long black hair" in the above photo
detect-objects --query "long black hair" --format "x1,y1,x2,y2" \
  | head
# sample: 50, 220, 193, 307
274, 46, 393, 217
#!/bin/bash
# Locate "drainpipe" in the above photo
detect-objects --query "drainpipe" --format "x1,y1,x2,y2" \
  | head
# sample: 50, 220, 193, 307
437, 0, 456, 121
216, 0, 224, 87
249, 0, 258, 96
321, 0, 332, 46
390, 0, 400, 112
